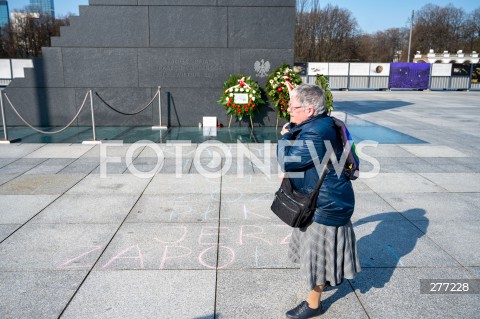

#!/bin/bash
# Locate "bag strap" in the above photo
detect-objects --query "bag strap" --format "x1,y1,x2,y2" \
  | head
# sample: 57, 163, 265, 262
302, 162, 329, 210
316, 162, 329, 189
311, 161, 329, 196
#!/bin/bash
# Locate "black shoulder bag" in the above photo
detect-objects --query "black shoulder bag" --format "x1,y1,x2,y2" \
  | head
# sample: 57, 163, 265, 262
270, 163, 329, 228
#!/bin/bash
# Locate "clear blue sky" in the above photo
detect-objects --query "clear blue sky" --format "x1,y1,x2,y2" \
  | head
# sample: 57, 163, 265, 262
8, 0, 480, 33
321, 0, 479, 33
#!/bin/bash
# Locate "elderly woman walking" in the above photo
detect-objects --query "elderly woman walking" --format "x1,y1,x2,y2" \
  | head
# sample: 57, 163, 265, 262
277, 84, 360, 319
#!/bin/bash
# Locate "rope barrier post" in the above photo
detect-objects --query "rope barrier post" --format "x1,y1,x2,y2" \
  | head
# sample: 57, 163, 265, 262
0, 91, 21, 144
152, 86, 168, 130
82, 90, 102, 145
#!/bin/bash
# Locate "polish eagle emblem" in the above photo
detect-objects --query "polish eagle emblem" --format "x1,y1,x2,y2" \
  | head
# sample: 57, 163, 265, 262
254, 59, 270, 78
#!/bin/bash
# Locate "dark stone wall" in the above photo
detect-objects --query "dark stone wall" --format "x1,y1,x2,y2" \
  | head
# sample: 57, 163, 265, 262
5, 0, 295, 126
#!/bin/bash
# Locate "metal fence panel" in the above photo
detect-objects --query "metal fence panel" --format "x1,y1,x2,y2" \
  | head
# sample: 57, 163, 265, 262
349, 76, 369, 89
430, 77, 450, 90
450, 76, 470, 89
329, 76, 348, 89
369, 76, 389, 89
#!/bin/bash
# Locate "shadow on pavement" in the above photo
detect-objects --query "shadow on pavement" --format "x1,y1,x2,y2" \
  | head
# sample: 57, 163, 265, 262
322, 209, 428, 311
334, 100, 413, 115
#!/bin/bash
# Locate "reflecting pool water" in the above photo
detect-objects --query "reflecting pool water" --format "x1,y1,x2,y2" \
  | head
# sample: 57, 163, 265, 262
3, 117, 426, 144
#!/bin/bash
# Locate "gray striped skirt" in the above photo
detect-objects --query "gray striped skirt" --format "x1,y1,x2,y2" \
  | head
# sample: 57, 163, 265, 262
288, 220, 361, 290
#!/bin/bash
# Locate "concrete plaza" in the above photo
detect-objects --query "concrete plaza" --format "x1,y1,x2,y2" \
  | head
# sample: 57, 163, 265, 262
0, 91, 479, 318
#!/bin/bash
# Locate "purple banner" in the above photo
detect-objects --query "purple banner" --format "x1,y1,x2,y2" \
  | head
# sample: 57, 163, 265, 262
389, 63, 431, 89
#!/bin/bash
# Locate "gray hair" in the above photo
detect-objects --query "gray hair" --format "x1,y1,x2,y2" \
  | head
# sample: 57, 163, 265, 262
290, 84, 326, 116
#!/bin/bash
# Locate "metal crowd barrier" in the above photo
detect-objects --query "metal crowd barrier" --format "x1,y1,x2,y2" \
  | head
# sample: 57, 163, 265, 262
0, 87, 166, 144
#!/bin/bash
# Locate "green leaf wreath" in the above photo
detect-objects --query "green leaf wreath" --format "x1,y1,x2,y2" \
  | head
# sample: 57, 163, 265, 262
265, 64, 303, 122
315, 74, 334, 112
217, 74, 265, 127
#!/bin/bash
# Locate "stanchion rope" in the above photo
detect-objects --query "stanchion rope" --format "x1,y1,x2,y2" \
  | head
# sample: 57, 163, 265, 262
3, 91, 91, 135
95, 89, 159, 116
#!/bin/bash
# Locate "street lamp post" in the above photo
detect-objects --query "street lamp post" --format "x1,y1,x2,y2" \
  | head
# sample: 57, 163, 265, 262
407, 10, 414, 62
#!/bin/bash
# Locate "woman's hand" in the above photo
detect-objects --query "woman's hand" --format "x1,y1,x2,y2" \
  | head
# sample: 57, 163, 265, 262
281, 123, 291, 136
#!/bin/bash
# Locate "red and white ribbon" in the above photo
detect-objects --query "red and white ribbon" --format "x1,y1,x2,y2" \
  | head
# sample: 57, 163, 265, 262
225, 77, 252, 93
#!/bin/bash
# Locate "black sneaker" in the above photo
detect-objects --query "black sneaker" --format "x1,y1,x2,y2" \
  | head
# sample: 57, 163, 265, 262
286, 300, 323, 319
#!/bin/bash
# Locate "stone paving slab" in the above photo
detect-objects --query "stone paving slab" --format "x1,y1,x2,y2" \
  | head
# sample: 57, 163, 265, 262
0, 223, 117, 271
413, 220, 480, 266
251, 157, 281, 175
60, 270, 216, 319
380, 193, 480, 222
0, 174, 86, 195
90, 161, 129, 174
353, 220, 460, 268
220, 193, 277, 222
127, 194, 220, 223
0, 143, 45, 158
66, 174, 150, 195
24, 158, 77, 175
0, 157, 16, 168
80, 143, 145, 158
124, 157, 165, 177
0, 270, 87, 319
155, 158, 193, 174
95, 223, 219, 270
351, 180, 375, 193
138, 143, 198, 158
400, 145, 469, 158
350, 192, 403, 223
468, 267, 480, 278
24, 144, 94, 158
247, 143, 277, 158
0, 174, 18, 186
58, 158, 101, 174
420, 173, 480, 192
455, 193, 480, 208
421, 157, 480, 173
32, 194, 139, 224
221, 175, 281, 194
144, 174, 220, 195
217, 222, 295, 269
0, 224, 19, 242
0, 158, 47, 175
374, 157, 445, 173
0, 195, 58, 224
188, 157, 255, 175
350, 267, 479, 319
359, 144, 415, 158
361, 173, 447, 193
216, 269, 368, 319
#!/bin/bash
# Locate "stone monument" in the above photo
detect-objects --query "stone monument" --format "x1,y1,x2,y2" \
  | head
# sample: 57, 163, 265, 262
4, 0, 295, 127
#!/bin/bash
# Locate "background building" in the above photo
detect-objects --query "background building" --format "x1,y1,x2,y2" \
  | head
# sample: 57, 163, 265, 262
28, 0, 54, 17
0, 0, 9, 27
413, 49, 479, 64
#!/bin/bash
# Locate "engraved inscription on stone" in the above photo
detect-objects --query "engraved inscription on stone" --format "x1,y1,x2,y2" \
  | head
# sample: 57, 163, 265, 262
158, 58, 222, 79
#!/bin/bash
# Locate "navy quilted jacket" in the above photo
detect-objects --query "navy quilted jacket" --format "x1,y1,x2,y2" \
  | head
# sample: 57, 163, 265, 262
277, 113, 355, 227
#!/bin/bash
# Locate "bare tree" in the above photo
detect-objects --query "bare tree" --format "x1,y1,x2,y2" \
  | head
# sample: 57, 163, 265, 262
463, 8, 480, 52
366, 28, 409, 62
295, 1, 479, 62
0, 12, 70, 58
295, 1, 359, 62
295, 0, 321, 61
412, 4, 467, 56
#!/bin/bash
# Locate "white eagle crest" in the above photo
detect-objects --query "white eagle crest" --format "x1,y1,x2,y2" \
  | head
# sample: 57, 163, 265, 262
254, 59, 270, 78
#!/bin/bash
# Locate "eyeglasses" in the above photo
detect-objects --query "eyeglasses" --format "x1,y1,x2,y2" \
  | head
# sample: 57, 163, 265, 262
287, 103, 303, 112
289, 107, 303, 112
